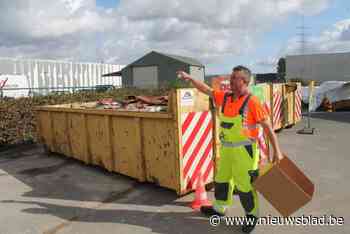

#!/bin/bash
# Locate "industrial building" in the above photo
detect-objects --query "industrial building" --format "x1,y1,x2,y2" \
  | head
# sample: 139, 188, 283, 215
0, 57, 124, 95
286, 52, 350, 82
104, 51, 205, 88
255, 73, 285, 83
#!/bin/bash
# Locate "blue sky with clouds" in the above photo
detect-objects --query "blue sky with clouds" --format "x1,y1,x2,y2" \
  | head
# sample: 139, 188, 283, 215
250, 0, 350, 72
98, 0, 120, 8
1, 0, 349, 75
92, 0, 350, 73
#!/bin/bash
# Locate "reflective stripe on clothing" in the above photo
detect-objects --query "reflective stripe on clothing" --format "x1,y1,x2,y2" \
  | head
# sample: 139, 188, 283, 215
220, 140, 254, 148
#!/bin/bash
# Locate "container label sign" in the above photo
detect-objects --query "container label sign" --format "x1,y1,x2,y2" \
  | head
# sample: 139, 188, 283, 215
180, 90, 194, 106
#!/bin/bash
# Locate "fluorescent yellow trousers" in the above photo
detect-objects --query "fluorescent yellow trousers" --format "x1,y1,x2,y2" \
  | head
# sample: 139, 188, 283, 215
213, 145, 259, 216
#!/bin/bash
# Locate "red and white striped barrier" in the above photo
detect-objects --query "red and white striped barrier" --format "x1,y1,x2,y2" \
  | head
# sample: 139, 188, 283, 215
295, 88, 302, 121
257, 127, 270, 166
273, 92, 283, 129
181, 111, 214, 190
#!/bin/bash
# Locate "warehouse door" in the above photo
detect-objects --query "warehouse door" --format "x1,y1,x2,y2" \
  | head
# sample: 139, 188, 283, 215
133, 66, 158, 88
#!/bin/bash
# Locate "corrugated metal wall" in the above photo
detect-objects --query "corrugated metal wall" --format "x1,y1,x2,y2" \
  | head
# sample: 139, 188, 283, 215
121, 52, 193, 88
286, 53, 350, 82
0, 57, 124, 94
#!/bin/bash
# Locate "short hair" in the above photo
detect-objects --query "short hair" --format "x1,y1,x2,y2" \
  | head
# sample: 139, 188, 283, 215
232, 65, 251, 84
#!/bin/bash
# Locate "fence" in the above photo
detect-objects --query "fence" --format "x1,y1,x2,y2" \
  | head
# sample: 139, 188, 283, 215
0, 57, 124, 96
0, 85, 124, 99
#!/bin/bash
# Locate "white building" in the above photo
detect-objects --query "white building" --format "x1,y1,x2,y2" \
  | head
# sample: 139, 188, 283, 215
0, 57, 124, 95
286, 52, 350, 82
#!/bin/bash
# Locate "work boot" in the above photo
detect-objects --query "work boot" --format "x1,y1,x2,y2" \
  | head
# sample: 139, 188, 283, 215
200, 206, 225, 217
241, 214, 258, 233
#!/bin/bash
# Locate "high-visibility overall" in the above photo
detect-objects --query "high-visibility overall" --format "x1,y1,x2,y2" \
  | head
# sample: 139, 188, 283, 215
213, 93, 260, 216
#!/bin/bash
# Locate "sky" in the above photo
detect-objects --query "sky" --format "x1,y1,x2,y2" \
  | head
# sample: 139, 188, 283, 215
0, 0, 349, 75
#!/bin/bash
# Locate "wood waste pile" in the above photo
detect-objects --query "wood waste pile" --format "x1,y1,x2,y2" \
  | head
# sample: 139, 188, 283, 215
82, 95, 169, 112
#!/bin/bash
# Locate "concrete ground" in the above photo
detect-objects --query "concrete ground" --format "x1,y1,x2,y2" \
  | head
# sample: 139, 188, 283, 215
0, 112, 349, 234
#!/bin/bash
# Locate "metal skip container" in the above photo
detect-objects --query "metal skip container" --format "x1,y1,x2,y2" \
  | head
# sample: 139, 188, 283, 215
35, 89, 215, 195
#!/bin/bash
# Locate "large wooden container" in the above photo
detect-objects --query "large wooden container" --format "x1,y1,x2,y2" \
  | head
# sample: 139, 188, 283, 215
35, 89, 215, 195
281, 82, 303, 128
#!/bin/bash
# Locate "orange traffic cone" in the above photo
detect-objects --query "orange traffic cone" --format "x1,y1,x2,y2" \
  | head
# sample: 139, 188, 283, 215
190, 172, 211, 210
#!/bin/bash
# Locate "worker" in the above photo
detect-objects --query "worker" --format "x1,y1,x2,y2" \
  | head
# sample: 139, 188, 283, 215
177, 66, 284, 233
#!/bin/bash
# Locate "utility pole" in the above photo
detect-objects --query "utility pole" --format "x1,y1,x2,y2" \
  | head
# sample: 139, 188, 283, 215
297, 14, 315, 134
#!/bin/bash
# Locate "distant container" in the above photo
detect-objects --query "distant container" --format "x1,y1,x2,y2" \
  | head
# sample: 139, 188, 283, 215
268, 83, 303, 130
294, 83, 303, 123
270, 83, 284, 130
282, 82, 302, 127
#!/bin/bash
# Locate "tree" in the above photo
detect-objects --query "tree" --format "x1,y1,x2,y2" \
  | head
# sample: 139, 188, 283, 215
277, 57, 286, 81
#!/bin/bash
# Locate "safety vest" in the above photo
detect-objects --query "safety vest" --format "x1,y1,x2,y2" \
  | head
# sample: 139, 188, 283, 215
219, 93, 259, 147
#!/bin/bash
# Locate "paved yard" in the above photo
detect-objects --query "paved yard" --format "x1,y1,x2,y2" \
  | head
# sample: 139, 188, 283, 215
0, 112, 349, 234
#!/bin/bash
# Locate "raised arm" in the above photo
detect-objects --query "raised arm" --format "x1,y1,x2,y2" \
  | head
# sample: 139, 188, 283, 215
177, 71, 213, 96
